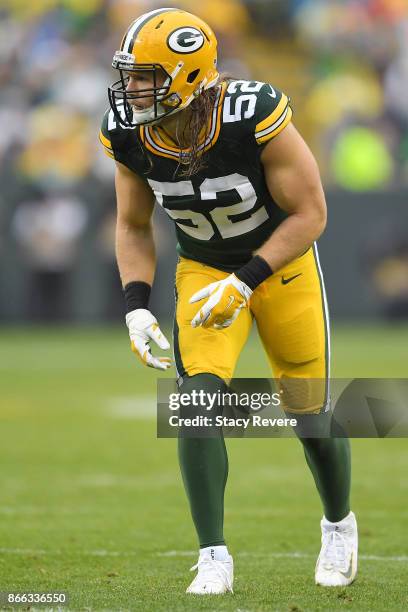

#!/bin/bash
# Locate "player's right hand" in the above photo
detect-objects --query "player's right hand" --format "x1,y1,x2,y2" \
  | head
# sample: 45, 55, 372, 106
125, 309, 172, 371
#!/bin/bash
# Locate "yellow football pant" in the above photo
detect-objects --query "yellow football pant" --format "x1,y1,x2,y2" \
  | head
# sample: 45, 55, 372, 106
174, 245, 330, 413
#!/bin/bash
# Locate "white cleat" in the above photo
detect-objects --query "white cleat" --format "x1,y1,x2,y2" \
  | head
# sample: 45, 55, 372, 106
315, 511, 358, 587
186, 551, 233, 595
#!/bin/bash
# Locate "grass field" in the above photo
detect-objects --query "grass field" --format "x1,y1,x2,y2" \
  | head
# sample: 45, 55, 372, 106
0, 324, 407, 611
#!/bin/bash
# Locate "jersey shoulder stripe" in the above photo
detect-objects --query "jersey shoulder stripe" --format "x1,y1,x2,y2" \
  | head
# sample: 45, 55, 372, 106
255, 93, 288, 134
220, 80, 292, 145
99, 129, 114, 158
255, 105, 292, 144
99, 107, 148, 173
254, 89, 291, 144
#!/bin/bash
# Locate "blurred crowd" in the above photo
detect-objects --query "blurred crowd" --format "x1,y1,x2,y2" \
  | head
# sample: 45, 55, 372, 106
1, 0, 407, 322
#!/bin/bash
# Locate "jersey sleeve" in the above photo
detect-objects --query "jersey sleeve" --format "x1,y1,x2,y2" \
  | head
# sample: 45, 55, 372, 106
99, 109, 115, 159
252, 83, 292, 145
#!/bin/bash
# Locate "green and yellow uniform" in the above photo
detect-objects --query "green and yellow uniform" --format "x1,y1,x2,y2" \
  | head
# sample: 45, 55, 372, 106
100, 79, 329, 413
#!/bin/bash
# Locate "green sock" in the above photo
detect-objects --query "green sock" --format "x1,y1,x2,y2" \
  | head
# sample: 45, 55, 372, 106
177, 374, 228, 548
296, 413, 351, 522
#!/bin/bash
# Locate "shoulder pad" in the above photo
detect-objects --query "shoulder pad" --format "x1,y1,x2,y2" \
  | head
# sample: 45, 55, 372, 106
99, 109, 115, 159
99, 107, 139, 160
222, 80, 292, 144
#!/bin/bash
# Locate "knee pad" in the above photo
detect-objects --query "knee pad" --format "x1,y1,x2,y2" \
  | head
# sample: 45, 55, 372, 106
278, 375, 328, 414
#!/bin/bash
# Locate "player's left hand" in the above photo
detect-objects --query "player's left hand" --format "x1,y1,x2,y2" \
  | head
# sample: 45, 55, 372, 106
189, 274, 252, 329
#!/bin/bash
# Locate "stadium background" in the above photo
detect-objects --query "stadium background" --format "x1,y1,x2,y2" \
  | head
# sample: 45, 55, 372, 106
1, 1, 407, 610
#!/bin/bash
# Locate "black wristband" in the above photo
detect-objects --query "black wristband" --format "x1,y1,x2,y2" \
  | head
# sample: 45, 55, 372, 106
235, 255, 273, 290
123, 281, 151, 313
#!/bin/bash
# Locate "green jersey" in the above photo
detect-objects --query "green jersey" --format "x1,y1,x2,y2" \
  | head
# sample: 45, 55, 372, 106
100, 79, 292, 271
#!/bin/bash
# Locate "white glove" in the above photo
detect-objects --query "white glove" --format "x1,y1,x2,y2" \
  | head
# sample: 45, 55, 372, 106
189, 274, 252, 329
126, 309, 172, 371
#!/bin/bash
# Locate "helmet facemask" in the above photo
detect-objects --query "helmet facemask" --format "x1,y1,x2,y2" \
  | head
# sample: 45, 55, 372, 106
108, 52, 183, 127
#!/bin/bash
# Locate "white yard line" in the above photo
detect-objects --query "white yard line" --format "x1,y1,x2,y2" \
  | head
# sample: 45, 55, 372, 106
156, 550, 408, 563
0, 548, 138, 557
105, 395, 156, 419
0, 548, 406, 563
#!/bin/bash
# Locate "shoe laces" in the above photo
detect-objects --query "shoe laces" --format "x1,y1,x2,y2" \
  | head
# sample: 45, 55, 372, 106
190, 556, 232, 592
321, 529, 350, 571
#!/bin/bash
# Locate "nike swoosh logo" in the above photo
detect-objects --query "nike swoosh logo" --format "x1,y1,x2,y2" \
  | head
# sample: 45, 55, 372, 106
339, 552, 354, 580
281, 273, 302, 285
267, 85, 277, 98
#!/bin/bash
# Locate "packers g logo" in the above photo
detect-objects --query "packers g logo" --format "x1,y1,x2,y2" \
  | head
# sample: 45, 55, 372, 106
167, 27, 205, 54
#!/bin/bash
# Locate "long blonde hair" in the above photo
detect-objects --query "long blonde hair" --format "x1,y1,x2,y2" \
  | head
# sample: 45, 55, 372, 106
140, 78, 227, 178
177, 84, 221, 177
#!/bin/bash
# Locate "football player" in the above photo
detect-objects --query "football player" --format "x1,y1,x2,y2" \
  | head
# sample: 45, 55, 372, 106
100, 7, 358, 595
